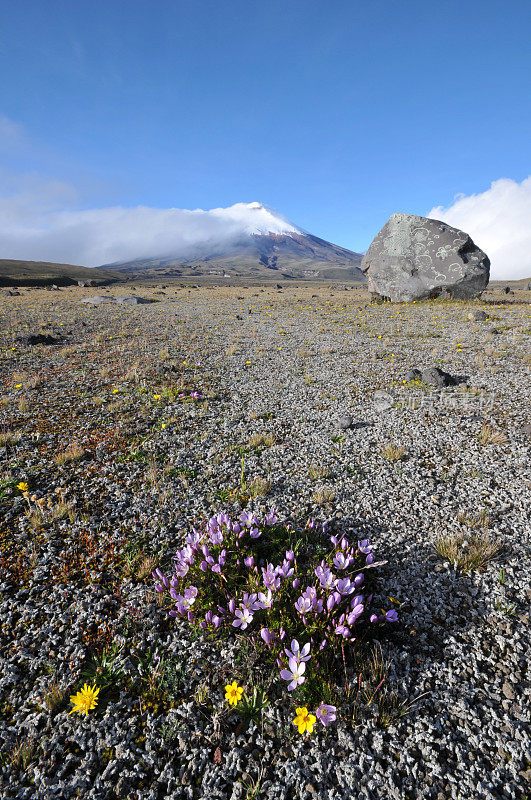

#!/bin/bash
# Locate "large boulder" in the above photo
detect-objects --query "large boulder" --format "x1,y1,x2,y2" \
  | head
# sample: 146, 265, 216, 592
362, 213, 490, 301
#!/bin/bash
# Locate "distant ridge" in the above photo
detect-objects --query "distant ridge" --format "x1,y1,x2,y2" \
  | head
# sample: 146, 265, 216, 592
0, 259, 122, 287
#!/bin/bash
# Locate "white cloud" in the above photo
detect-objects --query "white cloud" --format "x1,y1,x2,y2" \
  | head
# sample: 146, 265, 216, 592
0, 180, 300, 266
429, 177, 531, 280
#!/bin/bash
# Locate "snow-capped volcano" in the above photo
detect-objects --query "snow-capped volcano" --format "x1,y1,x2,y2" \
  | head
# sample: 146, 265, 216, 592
207, 201, 302, 237
102, 201, 364, 281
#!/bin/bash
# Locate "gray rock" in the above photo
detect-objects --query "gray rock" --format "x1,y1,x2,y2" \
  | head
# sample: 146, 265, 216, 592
373, 390, 394, 411
421, 367, 456, 388
337, 415, 353, 430
406, 369, 422, 382
361, 213, 490, 301
468, 310, 489, 321
80, 295, 154, 306
80, 295, 115, 305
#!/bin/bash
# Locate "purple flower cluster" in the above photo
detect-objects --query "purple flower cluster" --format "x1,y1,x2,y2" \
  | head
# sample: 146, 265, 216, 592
153, 512, 398, 719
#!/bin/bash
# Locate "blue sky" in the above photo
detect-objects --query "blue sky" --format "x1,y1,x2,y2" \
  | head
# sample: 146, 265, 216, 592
0, 0, 530, 275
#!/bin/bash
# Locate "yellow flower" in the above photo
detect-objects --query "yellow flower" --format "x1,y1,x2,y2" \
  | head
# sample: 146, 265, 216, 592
15, 384, 22, 388
17, 481, 29, 492
112, 388, 120, 394
293, 706, 317, 735
69, 683, 100, 716
224, 681, 244, 706
153, 394, 161, 400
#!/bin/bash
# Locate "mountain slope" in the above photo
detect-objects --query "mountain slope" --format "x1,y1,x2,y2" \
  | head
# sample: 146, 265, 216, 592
0, 259, 122, 287
100, 202, 364, 281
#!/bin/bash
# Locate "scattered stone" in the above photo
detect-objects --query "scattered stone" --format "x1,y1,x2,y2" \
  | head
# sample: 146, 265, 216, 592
361, 213, 490, 301
468, 310, 489, 321
15, 333, 61, 345
373, 390, 395, 411
421, 367, 456, 388
337, 415, 353, 430
502, 682, 516, 701
521, 423, 531, 439
2, 289, 20, 296
80, 295, 154, 306
406, 368, 422, 381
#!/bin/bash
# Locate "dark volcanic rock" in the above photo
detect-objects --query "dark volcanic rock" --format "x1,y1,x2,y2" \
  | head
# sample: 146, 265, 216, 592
361, 213, 490, 301
468, 310, 489, 322
421, 367, 456, 388
16, 333, 61, 346
406, 368, 422, 381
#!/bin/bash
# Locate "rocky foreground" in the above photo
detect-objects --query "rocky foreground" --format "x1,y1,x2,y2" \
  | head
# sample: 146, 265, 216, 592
0, 283, 529, 800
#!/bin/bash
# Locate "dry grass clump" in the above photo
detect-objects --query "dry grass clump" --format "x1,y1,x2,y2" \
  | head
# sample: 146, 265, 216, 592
456, 509, 490, 529
137, 555, 158, 581
247, 432, 275, 449
434, 531, 502, 573
246, 477, 271, 498
54, 443, 85, 466
309, 464, 331, 481
479, 425, 508, 445
381, 442, 406, 461
8, 738, 38, 771
311, 486, 336, 505
0, 430, 21, 447
41, 681, 68, 714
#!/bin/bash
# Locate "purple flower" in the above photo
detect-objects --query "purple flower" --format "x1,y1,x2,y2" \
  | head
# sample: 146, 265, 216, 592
365, 552, 375, 565
285, 550, 295, 561
260, 627, 274, 644
241, 592, 260, 611
315, 703, 336, 727
333, 552, 353, 570
292, 578, 300, 590
358, 539, 372, 554
212, 615, 221, 629
240, 511, 258, 528
228, 598, 236, 613
264, 510, 278, 525
347, 604, 364, 625
279, 658, 306, 691
315, 564, 335, 590
335, 623, 350, 637
284, 640, 311, 664
353, 573, 364, 587
262, 564, 280, 591
232, 608, 253, 629
257, 590, 273, 609
370, 613, 378, 623
385, 609, 399, 622
152, 568, 169, 588
249, 527, 261, 539
326, 594, 337, 612
295, 595, 313, 614
336, 577, 355, 596
276, 560, 294, 579
244, 556, 255, 568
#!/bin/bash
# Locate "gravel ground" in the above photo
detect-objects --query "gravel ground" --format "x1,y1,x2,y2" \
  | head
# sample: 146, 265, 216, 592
0, 282, 529, 800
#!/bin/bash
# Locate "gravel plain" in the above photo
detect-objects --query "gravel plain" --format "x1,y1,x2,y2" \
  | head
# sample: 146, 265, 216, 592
0, 282, 529, 800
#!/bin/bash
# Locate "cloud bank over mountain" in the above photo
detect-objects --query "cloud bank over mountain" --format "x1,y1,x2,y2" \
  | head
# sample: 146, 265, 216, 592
429, 177, 531, 280
0, 191, 303, 267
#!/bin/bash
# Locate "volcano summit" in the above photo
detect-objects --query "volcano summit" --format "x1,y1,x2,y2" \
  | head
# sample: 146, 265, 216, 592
100, 202, 364, 281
